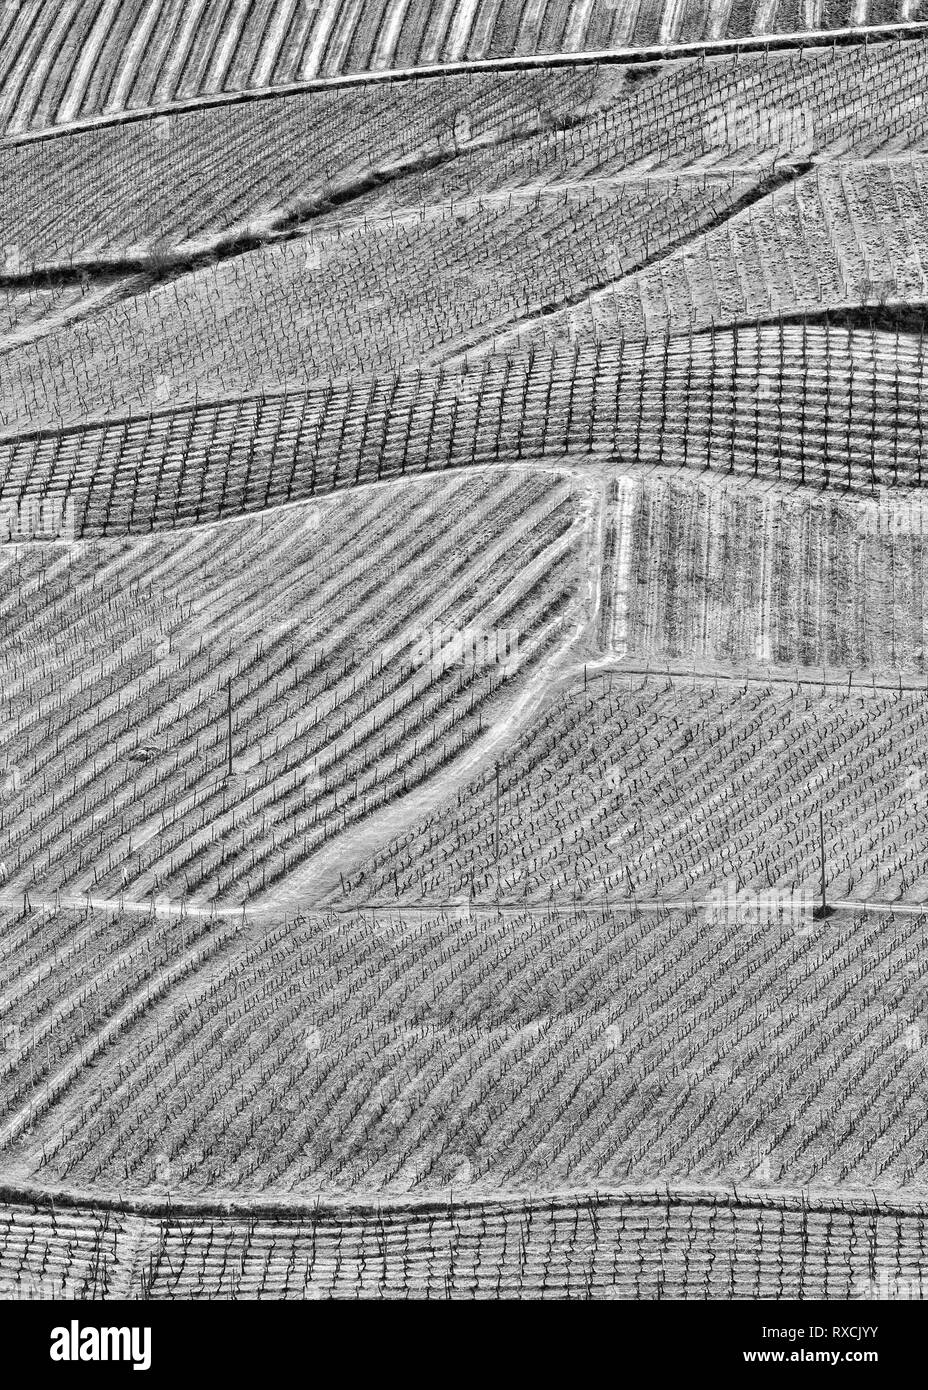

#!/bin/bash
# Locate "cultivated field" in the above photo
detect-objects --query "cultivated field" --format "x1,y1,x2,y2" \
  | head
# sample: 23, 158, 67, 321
340, 673, 928, 904
4, 1188, 925, 1300
0, 0, 912, 136
5, 895, 928, 1198
2, 11, 928, 1301
3, 902, 927, 1193
0, 172, 762, 433
600, 470, 928, 669
0, 322, 925, 539
0, 470, 585, 901
7, 38, 928, 285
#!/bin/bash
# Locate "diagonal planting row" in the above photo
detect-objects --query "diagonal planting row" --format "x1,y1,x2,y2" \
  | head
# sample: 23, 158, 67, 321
0, 0, 893, 136
11, 38, 928, 276
14, 153, 928, 434
0, 172, 757, 433
391, 38, 928, 216
11, 903, 928, 1192
0, 905, 239, 1153
549, 160, 928, 345
0, 66, 600, 270
344, 677, 928, 906
0, 470, 582, 903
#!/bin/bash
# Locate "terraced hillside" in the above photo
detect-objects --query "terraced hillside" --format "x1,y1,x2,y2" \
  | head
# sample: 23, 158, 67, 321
3, 13, 928, 1301
0, 471, 585, 901
8, 38, 928, 283
341, 676, 928, 904
3, 1187, 924, 1300
1, 322, 925, 539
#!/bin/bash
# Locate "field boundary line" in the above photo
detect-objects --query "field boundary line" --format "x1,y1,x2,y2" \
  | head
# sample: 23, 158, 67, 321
314, 897, 928, 913
437, 164, 807, 370
0, 1180, 926, 1220
580, 657, 928, 693
2, 894, 923, 917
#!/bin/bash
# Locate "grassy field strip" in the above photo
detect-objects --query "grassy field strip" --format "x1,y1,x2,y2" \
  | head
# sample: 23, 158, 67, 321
1, 1178, 927, 1215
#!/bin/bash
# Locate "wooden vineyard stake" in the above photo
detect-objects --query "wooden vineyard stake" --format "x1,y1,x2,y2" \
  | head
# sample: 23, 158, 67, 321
494, 760, 501, 900
820, 809, 826, 912
814, 808, 833, 919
